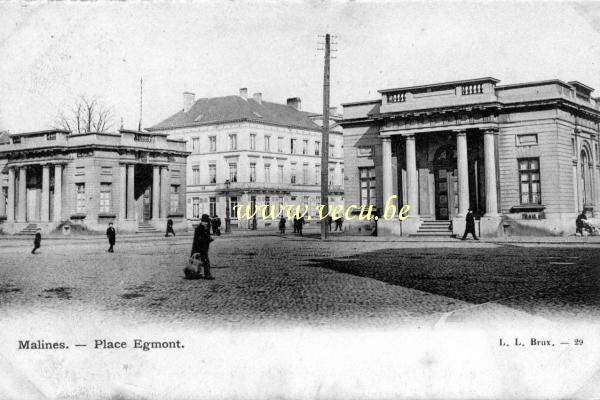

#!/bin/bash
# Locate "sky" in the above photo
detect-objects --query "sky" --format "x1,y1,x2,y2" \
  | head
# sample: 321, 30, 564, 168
2, 1, 600, 133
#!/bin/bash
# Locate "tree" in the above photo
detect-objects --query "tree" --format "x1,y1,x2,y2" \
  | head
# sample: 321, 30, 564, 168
53, 95, 115, 134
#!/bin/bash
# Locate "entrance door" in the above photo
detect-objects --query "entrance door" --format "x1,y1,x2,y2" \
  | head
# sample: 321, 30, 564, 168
143, 187, 152, 221
435, 169, 450, 220
27, 188, 41, 221
433, 144, 458, 220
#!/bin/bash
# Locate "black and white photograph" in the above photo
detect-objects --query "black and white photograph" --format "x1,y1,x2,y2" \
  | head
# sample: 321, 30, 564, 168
1, 1, 600, 398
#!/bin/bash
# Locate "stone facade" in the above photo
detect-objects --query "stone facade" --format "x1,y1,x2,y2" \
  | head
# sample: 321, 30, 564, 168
0, 129, 189, 234
341, 78, 600, 237
148, 90, 344, 229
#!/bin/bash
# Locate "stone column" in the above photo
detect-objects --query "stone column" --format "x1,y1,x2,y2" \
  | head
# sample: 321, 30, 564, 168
127, 164, 136, 219
17, 167, 27, 221
0, 173, 5, 217
7, 167, 15, 222
53, 164, 62, 222
41, 164, 50, 221
483, 130, 499, 216
160, 166, 169, 218
119, 165, 127, 220
405, 135, 418, 215
152, 166, 160, 219
381, 137, 394, 206
594, 138, 600, 216
456, 130, 470, 217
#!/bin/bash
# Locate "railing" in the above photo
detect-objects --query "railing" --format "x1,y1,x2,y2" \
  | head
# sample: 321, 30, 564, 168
387, 92, 406, 103
461, 83, 484, 95
134, 134, 154, 143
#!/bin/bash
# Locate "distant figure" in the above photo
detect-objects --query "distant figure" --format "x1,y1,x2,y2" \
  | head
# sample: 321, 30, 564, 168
165, 218, 176, 237
279, 216, 287, 234
190, 214, 214, 279
106, 222, 116, 252
576, 211, 588, 236
31, 231, 42, 254
297, 216, 305, 236
461, 208, 479, 240
334, 216, 344, 231
292, 216, 298, 233
211, 215, 222, 236
326, 215, 333, 232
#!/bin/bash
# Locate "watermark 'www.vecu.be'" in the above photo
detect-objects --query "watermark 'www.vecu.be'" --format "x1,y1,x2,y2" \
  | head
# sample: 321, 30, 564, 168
234, 195, 410, 222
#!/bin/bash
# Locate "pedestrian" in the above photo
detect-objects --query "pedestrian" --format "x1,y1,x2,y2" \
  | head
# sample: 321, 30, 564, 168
106, 222, 116, 252
165, 218, 176, 237
190, 214, 214, 279
215, 215, 222, 236
334, 216, 344, 231
576, 210, 588, 236
293, 216, 298, 233
298, 215, 304, 236
327, 215, 333, 232
279, 215, 287, 234
461, 208, 479, 240
31, 230, 41, 254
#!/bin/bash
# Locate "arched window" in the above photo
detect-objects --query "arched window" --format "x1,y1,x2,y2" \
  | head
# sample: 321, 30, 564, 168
581, 147, 593, 207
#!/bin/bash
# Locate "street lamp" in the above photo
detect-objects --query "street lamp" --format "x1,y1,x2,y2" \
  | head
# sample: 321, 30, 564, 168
225, 179, 231, 233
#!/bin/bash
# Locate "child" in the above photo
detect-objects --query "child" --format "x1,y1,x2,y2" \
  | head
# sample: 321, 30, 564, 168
31, 230, 41, 254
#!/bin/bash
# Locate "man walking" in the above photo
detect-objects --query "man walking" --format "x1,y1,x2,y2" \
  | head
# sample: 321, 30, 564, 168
31, 230, 42, 254
576, 210, 588, 236
106, 222, 116, 252
278, 215, 286, 234
165, 218, 176, 237
334, 216, 344, 231
461, 208, 479, 240
191, 214, 214, 279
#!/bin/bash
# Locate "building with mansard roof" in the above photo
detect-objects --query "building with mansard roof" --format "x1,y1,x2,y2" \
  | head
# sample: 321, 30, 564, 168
147, 89, 344, 229
340, 78, 600, 237
0, 129, 189, 235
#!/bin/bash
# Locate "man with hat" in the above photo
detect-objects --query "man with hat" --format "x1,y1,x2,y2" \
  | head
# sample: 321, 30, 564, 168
190, 214, 215, 279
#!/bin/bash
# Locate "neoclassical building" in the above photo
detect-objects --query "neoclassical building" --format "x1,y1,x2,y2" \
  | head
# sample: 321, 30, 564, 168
0, 129, 189, 234
341, 78, 600, 236
147, 89, 344, 229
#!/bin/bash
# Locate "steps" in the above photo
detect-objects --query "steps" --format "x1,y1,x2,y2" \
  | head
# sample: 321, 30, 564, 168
410, 220, 455, 237
15, 224, 39, 236
137, 221, 159, 233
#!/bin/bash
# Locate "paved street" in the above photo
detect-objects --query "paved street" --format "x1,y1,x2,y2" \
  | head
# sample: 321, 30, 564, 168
1, 233, 599, 328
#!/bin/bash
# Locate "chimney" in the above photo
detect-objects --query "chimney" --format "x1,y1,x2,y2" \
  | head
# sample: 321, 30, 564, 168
239, 88, 248, 100
329, 106, 338, 116
287, 97, 301, 111
183, 92, 195, 112
253, 92, 262, 105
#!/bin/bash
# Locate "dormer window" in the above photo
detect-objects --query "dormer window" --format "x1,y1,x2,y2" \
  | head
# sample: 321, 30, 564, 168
47, 133, 56, 141
12, 137, 21, 144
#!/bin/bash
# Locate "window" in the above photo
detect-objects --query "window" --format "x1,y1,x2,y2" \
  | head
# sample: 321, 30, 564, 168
265, 196, 270, 210
250, 133, 256, 150
99, 183, 111, 213
572, 138, 576, 157
230, 196, 238, 218
229, 134, 237, 150
101, 166, 112, 176
170, 185, 180, 213
315, 164, 321, 185
75, 166, 85, 176
192, 137, 200, 152
278, 137, 283, 153
209, 197, 216, 216
290, 138, 297, 154
12, 137, 20, 144
264, 164, 271, 183
193, 197, 200, 218
519, 158, 541, 205
229, 163, 237, 182
249, 163, 257, 182
302, 140, 308, 155
315, 141, 320, 156
329, 144, 335, 158
278, 165, 284, 183
291, 165, 297, 184
264, 135, 271, 152
329, 167, 335, 186
359, 167, 376, 207
358, 146, 373, 158
76, 183, 86, 213
209, 136, 216, 152
209, 164, 217, 184
47, 132, 56, 141
302, 164, 309, 184
2, 187, 7, 213
192, 165, 200, 185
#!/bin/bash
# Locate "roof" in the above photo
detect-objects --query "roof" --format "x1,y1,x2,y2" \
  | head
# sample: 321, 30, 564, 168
147, 95, 322, 131
10, 129, 70, 138
378, 77, 500, 94
0, 131, 9, 144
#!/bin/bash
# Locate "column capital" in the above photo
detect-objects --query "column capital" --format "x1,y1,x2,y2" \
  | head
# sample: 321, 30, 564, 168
483, 128, 499, 135
453, 129, 467, 136
404, 134, 416, 141
381, 136, 392, 143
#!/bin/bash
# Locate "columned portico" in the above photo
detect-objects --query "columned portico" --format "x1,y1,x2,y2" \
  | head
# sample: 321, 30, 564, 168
160, 166, 169, 218
152, 165, 160, 220
381, 137, 394, 204
405, 134, 418, 215
7, 167, 15, 222
53, 164, 62, 222
41, 164, 50, 222
127, 164, 136, 219
456, 130, 469, 217
17, 167, 26, 221
483, 130, 499, 216
119, 165, 127, 221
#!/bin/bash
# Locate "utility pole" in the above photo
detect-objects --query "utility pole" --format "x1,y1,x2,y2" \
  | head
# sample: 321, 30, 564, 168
320, 33, 331, 240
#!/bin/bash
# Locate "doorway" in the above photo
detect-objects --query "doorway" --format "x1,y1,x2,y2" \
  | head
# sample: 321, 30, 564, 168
433, 145, 458, 220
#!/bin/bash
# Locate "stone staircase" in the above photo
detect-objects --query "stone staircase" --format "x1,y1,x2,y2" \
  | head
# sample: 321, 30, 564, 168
15, 223, 39, 236
410, 220, 455, 237
137, 221, 159, 233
